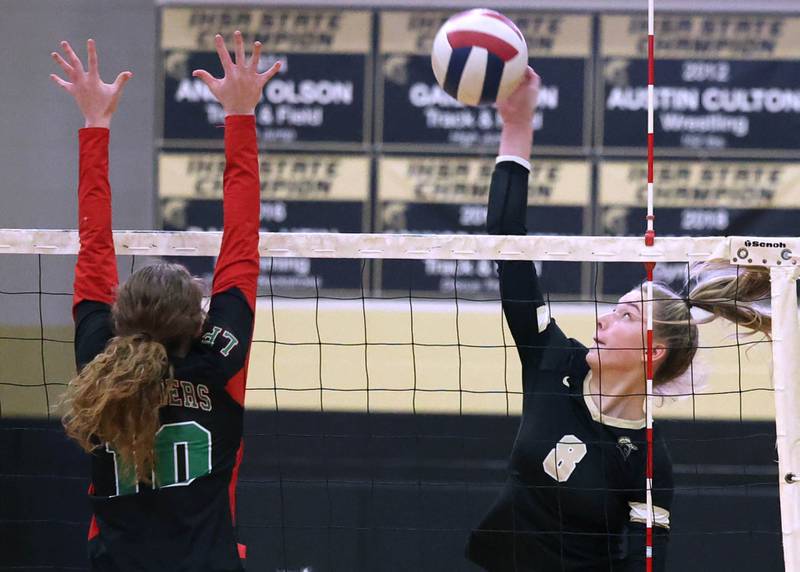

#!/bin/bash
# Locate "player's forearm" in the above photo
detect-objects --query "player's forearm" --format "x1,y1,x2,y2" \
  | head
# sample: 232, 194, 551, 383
73, 128, 118, 310
498, 120, 533, 161
486, 161, 529, 236
212, 115, 260, 305
486, 156, 547, 347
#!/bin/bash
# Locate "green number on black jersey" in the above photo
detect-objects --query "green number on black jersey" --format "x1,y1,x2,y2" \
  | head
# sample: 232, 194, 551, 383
154, 422, 212, 487
106, 421, 212, 496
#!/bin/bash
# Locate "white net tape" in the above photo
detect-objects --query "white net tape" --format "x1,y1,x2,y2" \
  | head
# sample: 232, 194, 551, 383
3, 229, 797, 264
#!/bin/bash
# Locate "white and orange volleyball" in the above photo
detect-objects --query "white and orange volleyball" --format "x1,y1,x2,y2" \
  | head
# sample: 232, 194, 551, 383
431, 9, 528, 107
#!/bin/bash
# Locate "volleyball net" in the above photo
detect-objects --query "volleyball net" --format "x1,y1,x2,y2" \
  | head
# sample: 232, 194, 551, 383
1, 229, 798, 571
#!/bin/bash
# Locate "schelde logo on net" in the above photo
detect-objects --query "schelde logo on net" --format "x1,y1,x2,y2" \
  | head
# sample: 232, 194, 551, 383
744, 240, 787, 248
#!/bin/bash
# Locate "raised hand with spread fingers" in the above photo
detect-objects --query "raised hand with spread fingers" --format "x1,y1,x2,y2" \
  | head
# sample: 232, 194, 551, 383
192, 30, 281, 116
50, 39, 133, 128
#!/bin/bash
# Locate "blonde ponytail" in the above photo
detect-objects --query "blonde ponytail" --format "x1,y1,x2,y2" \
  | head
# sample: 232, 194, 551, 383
688, 261, 771, 336
648, 261, 771, 387
63, 334, 169, 484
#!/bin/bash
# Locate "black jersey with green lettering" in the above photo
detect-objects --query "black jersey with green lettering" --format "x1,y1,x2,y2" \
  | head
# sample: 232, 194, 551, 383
74, 291, 254, 570
465, 162, 673, 572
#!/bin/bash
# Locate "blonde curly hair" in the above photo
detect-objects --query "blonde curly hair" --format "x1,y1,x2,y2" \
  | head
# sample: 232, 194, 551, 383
63, 263, 205, 484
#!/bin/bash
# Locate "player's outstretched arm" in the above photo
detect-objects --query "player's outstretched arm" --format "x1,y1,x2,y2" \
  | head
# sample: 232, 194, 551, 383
487, 67, 539, 237
51, 40, 131, 313
487, 69, 553, 356
190, 32, 280, 406
193, 32, 280, 308
496, 66, 540, 161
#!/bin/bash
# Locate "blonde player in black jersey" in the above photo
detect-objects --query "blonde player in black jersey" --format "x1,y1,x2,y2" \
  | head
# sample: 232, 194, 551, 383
53, 33, 279, 571
466, 67, 772, 572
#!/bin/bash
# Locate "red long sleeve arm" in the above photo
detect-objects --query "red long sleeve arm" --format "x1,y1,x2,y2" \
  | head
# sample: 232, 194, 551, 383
73, 128, 118, 314
211, 115, 260, 310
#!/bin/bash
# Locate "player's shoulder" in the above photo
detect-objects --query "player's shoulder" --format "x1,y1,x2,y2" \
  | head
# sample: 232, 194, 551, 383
206, 288, 255, 340
171, 319, 244, 384
199, 317, 243, 362
74, 300, 112, 329
538, 323, 589, 373
210, 287, 252, 317
198, 319, 243, 358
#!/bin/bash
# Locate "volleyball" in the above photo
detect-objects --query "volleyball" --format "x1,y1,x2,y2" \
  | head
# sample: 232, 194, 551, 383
431, 9, 528, 107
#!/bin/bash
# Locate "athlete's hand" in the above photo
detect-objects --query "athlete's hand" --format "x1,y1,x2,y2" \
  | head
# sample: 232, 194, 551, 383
192, 31, 281, 116
496, 67, 540, 159
50, 39, 133, 129
496, 67, 541, 127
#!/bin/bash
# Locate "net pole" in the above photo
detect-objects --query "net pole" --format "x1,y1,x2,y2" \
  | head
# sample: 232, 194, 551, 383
643, 1, 657, 569
643, 265, 655, 572
770, 265, 800, 571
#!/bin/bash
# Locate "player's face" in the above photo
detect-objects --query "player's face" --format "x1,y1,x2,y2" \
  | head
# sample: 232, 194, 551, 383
586, 290, 647, 377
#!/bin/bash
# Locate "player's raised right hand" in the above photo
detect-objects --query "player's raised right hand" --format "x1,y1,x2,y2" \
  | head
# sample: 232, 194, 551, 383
192, 31, 281, 117
496, 66, 541, 128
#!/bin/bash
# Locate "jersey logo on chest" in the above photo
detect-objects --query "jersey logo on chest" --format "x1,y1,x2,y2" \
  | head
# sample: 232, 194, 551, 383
617, 436, 638, 460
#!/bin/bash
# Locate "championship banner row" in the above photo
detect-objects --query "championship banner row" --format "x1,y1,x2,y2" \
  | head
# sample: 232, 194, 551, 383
160, 8, 800, 154
159, 153, 800, 295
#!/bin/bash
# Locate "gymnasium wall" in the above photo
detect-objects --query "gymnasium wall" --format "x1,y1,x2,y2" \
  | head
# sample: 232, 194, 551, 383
1, 2, 797, 571
0, 0, 156, 232
1, 0, 792, 418
4, 0, 800, 295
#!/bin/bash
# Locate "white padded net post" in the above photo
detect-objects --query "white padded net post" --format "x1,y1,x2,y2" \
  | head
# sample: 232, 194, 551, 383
770, 264, 800, 571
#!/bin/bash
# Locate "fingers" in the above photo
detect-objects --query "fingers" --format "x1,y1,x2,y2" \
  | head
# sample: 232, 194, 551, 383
87, 39, 98, 76
258, 61, 281, 86
61, 40, 85, 73
233, 31, 245, 65
249, 41, 262, 69
49, 74, 72, 92
192, 69, 218, 89
112, 71, 134, 91
51, 51, 73, 75
214, 34, 234, 73
523, 67, 539, 82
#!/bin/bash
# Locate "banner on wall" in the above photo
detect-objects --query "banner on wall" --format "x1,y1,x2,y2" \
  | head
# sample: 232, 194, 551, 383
160, 8, 371, 146
600, 14, 800, 154
599, 160, 800, 292
159, 152, 370, 290
378, 11, 592, 152
377, 157, 590, 295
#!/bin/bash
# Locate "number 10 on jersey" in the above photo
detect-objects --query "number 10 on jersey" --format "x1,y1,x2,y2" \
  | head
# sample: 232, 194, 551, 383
105, 421, 212, 496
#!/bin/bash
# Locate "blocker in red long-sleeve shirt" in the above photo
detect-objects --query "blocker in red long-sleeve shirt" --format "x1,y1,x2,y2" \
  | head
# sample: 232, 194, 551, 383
72, 115, 260, 572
